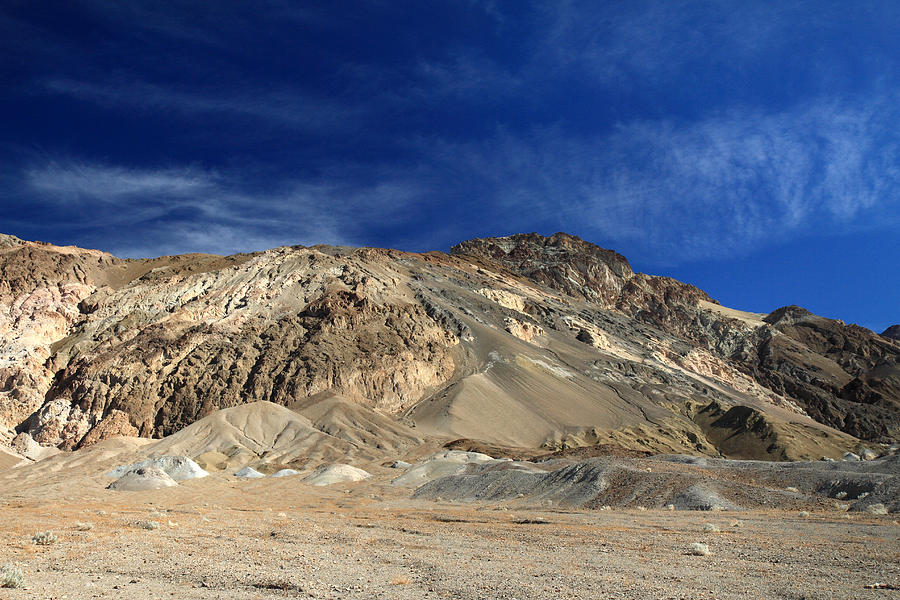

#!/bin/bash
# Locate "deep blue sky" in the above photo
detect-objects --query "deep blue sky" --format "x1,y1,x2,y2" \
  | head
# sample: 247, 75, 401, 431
1, 1, 897, 332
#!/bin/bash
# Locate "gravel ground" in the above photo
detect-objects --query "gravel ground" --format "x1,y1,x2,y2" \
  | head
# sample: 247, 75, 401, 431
1, 476, 898, 600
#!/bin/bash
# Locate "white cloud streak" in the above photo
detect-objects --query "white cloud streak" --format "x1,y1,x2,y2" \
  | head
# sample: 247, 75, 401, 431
421, 95, 900, 261
26, 162, 214, 200
41, 79, 364, 133
17, 159, 425, 257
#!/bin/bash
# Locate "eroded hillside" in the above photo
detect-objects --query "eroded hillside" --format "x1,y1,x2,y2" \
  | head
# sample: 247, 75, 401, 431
1, 232, 896, 461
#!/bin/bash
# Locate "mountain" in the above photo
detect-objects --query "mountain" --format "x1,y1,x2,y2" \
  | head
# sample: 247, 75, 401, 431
883, 325, 900, 341
1, 232, 896, 462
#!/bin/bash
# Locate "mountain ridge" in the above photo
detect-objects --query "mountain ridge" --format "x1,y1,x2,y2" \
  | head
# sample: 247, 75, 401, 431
1, 232, 896, 462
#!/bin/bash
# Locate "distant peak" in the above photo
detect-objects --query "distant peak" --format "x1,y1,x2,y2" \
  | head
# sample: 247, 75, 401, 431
450, 232, 633, 278
763, 305, 816, 326
882, 325, 900, 341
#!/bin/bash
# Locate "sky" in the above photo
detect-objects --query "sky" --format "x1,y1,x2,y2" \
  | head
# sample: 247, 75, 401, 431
0, 0, 897, 332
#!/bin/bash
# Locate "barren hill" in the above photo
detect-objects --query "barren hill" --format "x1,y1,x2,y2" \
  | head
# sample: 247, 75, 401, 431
1, 232, 897, 462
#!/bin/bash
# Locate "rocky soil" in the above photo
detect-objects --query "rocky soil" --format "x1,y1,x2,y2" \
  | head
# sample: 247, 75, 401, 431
0, 470, 897, 600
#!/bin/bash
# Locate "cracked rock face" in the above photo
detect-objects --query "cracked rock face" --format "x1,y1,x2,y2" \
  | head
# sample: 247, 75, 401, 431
0, 233, 896, 459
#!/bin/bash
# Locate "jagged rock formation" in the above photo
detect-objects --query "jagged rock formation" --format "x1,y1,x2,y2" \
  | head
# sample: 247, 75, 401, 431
0, 232, 896, 461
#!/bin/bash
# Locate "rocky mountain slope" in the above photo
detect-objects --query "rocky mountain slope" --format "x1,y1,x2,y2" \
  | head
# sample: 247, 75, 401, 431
1, 232, 896, 462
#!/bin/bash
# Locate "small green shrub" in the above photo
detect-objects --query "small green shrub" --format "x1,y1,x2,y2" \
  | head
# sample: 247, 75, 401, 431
689, 542, 711, 556
0, 563, 25, 588
31, 530, 57, 545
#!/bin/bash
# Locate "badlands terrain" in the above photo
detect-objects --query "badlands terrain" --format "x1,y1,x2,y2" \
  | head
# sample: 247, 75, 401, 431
1, 232, 898, 597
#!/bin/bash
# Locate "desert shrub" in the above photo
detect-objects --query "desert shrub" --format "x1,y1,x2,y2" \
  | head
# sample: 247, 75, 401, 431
74, 521, 94, 531
689, 542, 710, 556
31, 530, 57, 545
866, 503, 888, 515
0, 563, 25, 589
703, 523, 720, 533
135, 521, 160, 530
798, 511, 810, 518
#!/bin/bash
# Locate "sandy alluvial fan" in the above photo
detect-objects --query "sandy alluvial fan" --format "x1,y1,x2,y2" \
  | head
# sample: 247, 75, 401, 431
0, 231, 897, 507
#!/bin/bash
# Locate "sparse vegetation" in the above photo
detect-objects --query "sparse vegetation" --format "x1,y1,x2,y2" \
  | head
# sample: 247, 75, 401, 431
136, 521, 160, 530
689, 542, 711, 556
799, 511, 810, 518
31, 530, 57, 545
0, 563, 25, 589
703, 523, 720, 533
866, 503, 888, 515
74, 521, 94, 531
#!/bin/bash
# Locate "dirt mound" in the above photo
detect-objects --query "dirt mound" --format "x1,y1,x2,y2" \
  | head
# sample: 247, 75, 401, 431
234, 466, 265, 479
271, 469, 299, 478
392, 451, 496, 487
107, 456, 208, 481
107, 466, 177, 491
301, 464, 370, 486
145, 402, 352, 469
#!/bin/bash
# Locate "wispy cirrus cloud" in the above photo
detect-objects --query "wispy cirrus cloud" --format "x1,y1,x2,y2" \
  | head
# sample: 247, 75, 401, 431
533, 0, 898, 90
14, 158, 427, 257
40, 78, 366, 134
418, 94, 900, 261
26, 161, 214, 201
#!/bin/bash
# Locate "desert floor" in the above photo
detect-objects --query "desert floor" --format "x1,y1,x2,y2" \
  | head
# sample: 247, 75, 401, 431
1, 475, 898, 600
